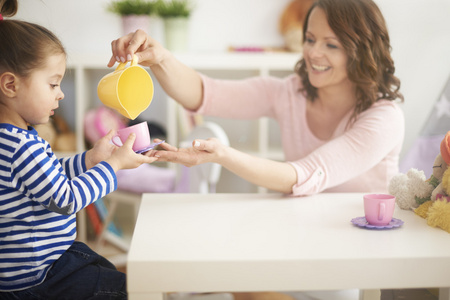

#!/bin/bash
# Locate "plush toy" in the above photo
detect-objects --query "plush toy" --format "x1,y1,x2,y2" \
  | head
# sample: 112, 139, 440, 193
389, 132, 450, 233
414, 164, 450, 233
388, 168, 437, 210
389, 132, 450, 210
278, 0, 314, 52
34, 115, 76, 152
424, 196, 450, 233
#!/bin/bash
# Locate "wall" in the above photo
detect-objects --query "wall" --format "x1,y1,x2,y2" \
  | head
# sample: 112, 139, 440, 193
13, 0, 450, 158
13, 0, 291, 54
376, 0, 450, 158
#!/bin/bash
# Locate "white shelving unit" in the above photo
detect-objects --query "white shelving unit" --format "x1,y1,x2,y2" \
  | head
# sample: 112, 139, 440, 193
166, 52, 301, 159
66, 51, 300, 151
63, 52, 301, 241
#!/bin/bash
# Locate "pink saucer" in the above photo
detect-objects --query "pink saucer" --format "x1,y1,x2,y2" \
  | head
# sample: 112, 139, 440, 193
351, 216, 404, 229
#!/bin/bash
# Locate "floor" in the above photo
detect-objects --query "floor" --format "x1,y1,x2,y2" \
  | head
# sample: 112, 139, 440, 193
381, 288, 438, 300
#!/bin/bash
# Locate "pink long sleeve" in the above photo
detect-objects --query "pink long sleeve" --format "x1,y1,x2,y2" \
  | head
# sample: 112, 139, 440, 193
289, 102, 404, 195
196, 73, 404, 195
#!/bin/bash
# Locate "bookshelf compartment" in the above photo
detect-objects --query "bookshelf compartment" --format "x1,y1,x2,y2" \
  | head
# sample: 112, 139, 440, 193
66, 52, 300, 241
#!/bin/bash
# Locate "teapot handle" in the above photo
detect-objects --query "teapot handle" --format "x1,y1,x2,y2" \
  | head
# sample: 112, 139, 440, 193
115, 55, 139, 72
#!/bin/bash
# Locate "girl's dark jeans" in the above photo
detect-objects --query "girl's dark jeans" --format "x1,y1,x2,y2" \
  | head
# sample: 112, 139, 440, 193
0, 241, 127, 299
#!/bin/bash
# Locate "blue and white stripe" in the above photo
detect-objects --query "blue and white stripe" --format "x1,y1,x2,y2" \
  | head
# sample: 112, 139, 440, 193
0, 124, 117, 291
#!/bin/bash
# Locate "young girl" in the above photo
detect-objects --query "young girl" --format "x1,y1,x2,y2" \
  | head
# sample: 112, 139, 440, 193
110, 0, 404, 196
0, 0, 157, 298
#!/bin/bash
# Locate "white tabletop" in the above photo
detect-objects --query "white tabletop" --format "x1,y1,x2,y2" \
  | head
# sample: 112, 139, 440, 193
127, 193, 450, 297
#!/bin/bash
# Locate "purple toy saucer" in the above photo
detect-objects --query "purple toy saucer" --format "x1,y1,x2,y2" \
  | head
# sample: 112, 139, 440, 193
135, 140, 165, 154
351, 216, 404, 229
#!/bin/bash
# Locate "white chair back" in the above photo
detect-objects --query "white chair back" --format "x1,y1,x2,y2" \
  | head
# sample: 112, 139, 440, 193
179, 122, 230, 193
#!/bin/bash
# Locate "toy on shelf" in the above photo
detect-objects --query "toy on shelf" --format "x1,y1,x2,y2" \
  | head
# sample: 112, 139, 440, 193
84, 106, 127, 147
389, 132, 450, 233
34, 115, 76, 152
278, 0, 314, 52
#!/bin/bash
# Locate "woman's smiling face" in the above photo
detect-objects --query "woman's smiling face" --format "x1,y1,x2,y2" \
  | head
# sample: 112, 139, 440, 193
303, 7, 351, 91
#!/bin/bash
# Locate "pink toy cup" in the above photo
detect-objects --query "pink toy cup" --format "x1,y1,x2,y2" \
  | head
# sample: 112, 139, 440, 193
364, 194, 396, 226
112, 121, 151, 152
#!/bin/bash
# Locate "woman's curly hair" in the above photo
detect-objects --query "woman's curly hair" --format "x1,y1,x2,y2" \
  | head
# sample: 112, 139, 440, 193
295, 0, 403, 120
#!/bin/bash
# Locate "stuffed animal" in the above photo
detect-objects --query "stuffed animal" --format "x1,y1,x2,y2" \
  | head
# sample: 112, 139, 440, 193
34, 115, 76, 152
389, 132, 450, 210
414, 161, 450, 233
278, 0, 314, 52
389, 132, 450, 233
388, 168, 436, 210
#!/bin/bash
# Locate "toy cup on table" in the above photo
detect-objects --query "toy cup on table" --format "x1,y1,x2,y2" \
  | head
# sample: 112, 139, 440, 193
363, 194, 396, 226
112, 121, 151, 153
97, 55, 154, 120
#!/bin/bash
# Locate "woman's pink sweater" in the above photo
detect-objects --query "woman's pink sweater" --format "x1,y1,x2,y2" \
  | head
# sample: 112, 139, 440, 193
195, 74, 404, 195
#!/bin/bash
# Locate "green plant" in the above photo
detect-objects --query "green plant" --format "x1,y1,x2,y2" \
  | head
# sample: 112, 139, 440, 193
107, 0, 158, 16
156, 0, 192, 18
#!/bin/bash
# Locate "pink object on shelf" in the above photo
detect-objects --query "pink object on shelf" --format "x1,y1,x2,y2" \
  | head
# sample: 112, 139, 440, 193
230, 46, 265, 52
84, 107, 126, 144
116, 164, 176, 193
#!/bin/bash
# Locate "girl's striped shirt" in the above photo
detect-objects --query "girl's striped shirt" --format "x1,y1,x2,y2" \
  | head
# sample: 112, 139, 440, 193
0, 124, 117, 291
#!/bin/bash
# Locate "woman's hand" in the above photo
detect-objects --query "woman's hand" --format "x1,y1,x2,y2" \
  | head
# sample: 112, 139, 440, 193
153, 137, 297, 194
153, 138, 226, 167
109, 30, 203, 110
108, 29, 169, 68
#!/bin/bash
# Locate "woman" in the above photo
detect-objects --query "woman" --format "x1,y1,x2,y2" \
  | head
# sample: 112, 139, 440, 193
109, 0, 404, 196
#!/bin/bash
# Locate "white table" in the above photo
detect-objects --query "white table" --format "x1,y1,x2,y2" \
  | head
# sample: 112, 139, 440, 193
127, 193, 450, 300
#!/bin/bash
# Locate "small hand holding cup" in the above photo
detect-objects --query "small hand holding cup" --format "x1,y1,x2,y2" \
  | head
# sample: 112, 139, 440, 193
106, 132, 158, 172
112, 121, 152, 153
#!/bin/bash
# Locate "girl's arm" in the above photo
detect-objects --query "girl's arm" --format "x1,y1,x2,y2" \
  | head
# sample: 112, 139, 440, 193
58, 153, 86, 179
14, 133, 156, 215
58, 130, 119, 178
12, 142, 116, 215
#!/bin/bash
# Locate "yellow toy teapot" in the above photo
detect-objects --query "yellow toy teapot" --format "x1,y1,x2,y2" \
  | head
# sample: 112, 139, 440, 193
97, 55, 154, 120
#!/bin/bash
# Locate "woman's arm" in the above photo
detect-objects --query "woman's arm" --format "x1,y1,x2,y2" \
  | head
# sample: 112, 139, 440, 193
289, 101, 405, 195
109, 30, 203, 111
154, 138, 298, 194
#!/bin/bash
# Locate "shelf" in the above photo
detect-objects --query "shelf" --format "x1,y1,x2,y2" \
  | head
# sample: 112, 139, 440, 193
67, 51, 299, 242
67, 51, 301, 71
175, 52, 301, 70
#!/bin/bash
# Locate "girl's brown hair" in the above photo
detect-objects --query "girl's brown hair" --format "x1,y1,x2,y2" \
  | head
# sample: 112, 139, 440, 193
295, 0, 403, 118
0, 0, 66, 78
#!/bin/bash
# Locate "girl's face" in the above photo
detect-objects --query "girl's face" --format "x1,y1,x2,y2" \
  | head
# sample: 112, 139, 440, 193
303, 7, 351, 91
15, 53, 65, 128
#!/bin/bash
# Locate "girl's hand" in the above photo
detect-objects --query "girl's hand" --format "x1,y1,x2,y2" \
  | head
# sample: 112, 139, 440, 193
105, 133, 158, 171
108, 30, 169, 68
85, 130, 116, 169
